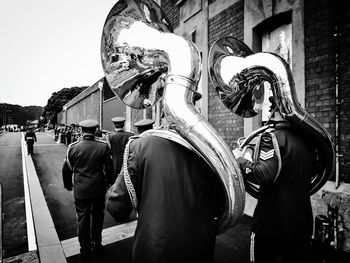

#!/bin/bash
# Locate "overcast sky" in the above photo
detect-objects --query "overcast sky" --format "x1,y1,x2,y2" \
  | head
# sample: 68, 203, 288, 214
0, 0, 118, 107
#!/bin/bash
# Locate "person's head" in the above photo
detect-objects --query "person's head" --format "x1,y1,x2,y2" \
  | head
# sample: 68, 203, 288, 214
134, 118, 155, 134
79, 119, 99, 135
111, 117, 126, 129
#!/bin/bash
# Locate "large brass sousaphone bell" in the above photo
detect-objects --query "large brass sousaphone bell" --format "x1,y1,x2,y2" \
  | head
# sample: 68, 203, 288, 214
101, 0, 245, 233
209, 37, 335, 198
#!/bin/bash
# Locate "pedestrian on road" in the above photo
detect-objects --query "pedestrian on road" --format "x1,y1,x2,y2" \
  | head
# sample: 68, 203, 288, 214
65, 125, 72, 146
233, 97, 315, 263
24, 127, 37, 155
106, 95, 224, 263
62, 119, 114, 260
106, 117, 134, 183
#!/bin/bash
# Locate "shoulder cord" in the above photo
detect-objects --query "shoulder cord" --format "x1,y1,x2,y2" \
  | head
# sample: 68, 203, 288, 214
270, 133, 282, 182
123, 137, 138, 209
250, 232, 255, 263
65, 146, 72, 171
106, 134, 111, 149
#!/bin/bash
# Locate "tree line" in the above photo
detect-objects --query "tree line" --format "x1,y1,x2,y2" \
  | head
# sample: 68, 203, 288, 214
1, 86, 87, 127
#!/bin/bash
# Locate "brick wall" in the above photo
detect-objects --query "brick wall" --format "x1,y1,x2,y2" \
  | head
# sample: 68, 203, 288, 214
161, 0, 180, 29
208, 0, 244, 149
305, 0, 350, 182
66, 91, 100, 125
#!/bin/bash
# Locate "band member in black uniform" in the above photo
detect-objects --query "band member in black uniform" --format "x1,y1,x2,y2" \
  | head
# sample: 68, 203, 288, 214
65, 125, 72, 146
106, 95, 224, 263
24, 127, 37, 155
134, 118, 155, 134
233, 97, 316, 263
106, 117, 134, 182
62, 119, 114, 260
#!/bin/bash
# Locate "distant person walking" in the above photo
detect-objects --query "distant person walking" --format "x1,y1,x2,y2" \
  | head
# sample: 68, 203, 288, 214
24, 127, 37, 155
106, 117, 134, 183
62, 119, 114, 260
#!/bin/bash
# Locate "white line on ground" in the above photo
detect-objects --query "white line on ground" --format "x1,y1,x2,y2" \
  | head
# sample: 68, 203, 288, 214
21, 132, 37, 251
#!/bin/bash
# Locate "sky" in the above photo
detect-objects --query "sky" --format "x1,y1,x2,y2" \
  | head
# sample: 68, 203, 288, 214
0, 0, 119, 107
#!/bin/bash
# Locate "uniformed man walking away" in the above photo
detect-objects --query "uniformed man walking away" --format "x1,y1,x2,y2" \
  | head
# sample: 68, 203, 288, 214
106, 117, 134, 183
24, 127, 37, 155
233, 97, 315, 263
106, 106, 224, 263
62, 119, 114, 260
134, 118, 155, 134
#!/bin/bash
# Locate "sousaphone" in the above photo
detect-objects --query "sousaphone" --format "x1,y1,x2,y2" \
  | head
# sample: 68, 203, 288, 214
208, 37, 335, 198
101, 0, 245, 233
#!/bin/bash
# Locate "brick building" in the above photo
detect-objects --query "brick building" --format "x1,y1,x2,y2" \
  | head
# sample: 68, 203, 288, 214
157, 0, 350, 184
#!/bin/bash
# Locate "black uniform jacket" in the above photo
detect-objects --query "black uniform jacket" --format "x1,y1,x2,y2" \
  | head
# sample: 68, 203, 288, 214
107, 135, 224, 263
62, 134, 114, 200
107, 129, 134, 179
25, 131, 37, 143
237, 122, 315, 242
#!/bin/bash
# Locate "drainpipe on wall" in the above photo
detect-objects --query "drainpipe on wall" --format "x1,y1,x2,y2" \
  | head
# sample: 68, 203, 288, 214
202, 0, 209, 119
334, 4, 343, 189
63, 106, 67, 125
98, 81, 103, 129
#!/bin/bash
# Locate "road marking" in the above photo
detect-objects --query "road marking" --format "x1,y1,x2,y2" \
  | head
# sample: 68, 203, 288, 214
21, 133, 37, 251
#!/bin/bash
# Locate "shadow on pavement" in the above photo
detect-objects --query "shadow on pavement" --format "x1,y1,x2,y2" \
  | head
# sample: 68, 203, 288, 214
66, 215, 252, 263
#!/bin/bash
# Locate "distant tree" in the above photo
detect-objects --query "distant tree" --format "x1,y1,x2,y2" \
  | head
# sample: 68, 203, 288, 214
0, 103, 43, 126
41, 86, 88, 126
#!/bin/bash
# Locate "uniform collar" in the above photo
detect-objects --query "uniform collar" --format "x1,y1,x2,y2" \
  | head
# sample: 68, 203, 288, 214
82, 133, 95, 140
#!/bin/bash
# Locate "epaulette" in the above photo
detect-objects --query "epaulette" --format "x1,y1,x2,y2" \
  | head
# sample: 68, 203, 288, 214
67, 140, 80, 149
94, 137, 108, 144
129, 135, 140, 141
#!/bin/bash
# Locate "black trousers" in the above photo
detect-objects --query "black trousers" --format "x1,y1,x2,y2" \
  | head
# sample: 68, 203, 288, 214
251, 233, 312, 263
75, 198, 105, 252
26, 140, 34, 154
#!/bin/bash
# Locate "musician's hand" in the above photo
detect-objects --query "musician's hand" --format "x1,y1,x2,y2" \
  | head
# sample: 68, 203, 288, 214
232, 148, 244, 159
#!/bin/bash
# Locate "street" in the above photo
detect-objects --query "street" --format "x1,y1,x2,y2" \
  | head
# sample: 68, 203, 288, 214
0, 132, 27, 258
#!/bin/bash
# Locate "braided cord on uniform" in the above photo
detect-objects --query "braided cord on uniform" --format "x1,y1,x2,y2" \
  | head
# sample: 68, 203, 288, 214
65, 146, 73, 171
123, 138, 138, 209
250, 232, 255, 263
270, 133, 282, 182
